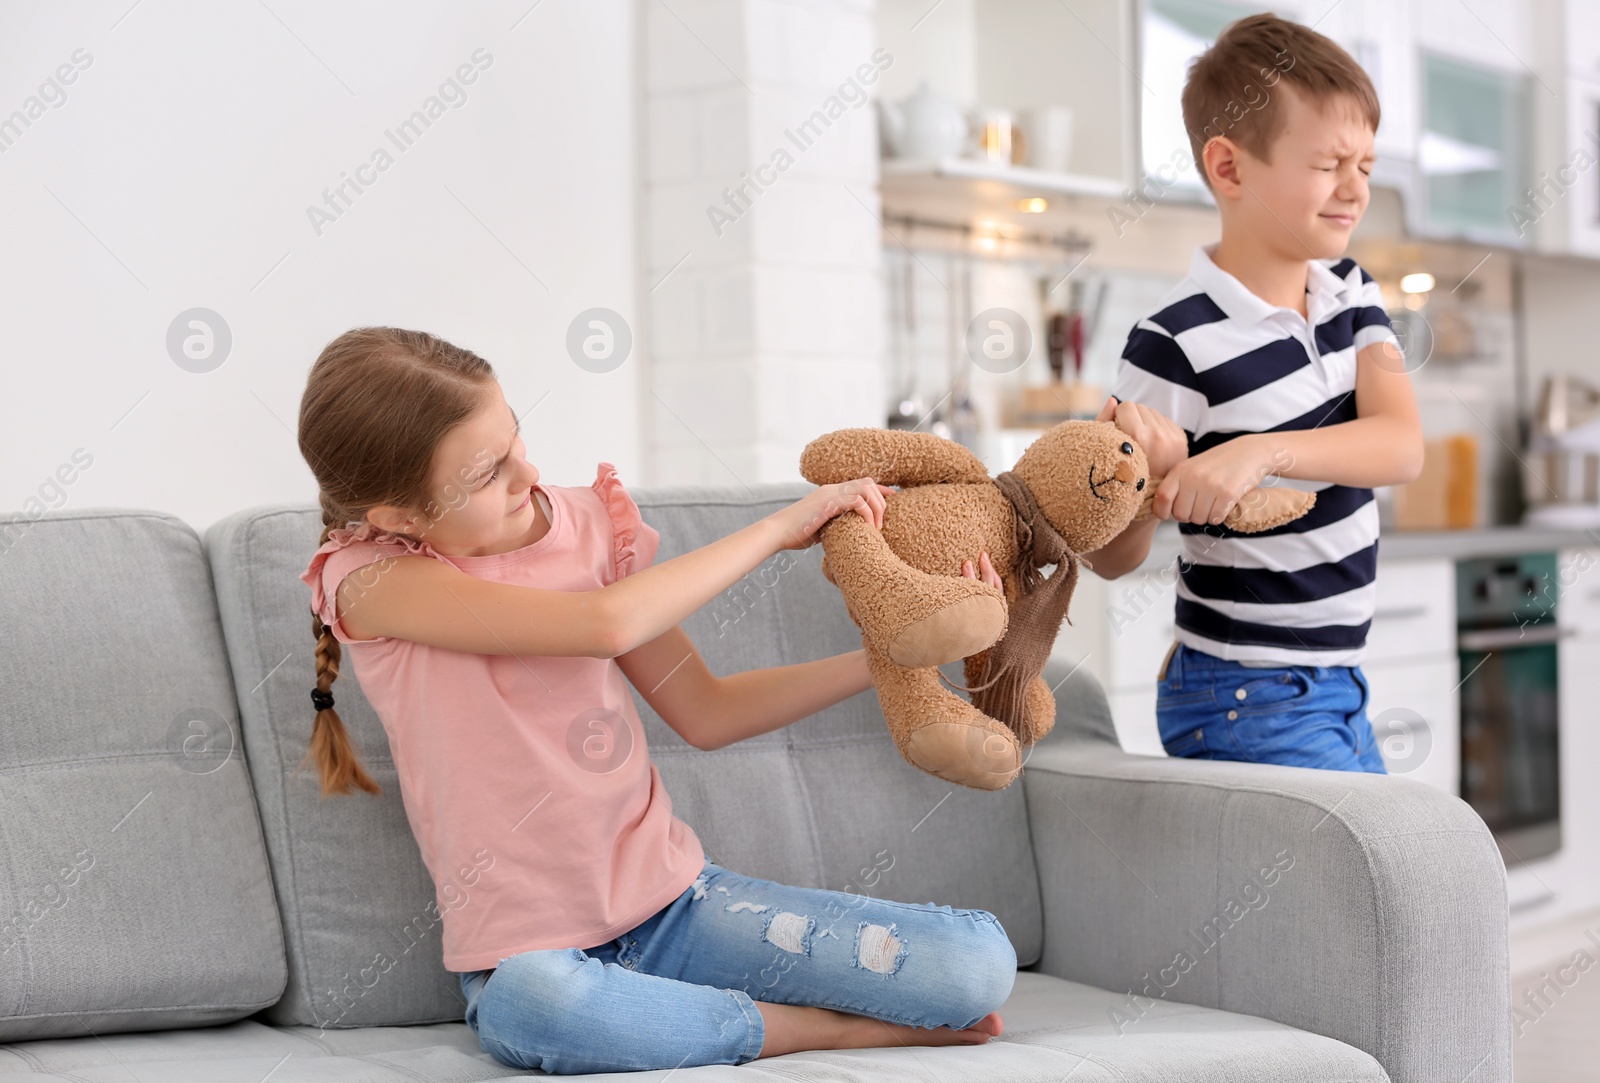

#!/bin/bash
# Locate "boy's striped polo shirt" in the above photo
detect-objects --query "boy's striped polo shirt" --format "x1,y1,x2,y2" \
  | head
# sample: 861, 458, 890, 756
1111, 243, 1401, 668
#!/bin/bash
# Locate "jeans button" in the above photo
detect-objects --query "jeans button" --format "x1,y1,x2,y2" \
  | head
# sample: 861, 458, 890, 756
1235, 687, 1248, 700
1228, 709, 1238, 720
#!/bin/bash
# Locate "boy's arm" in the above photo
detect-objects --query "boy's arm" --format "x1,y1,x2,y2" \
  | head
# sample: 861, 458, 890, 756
1151, 337, 1423, 528
1231, 338, 1423, 487
1081, 515, 1163, 581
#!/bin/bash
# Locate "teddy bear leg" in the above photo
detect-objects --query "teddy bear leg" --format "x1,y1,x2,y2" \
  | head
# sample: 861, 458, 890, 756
865, 641, 1022, 791
821, 514, 1008, 667
1019, 674, 1057, 747
960, 650, 1058, 748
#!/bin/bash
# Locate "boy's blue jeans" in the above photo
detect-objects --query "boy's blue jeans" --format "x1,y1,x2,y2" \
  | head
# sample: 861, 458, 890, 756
1156, 642, 1388, 773
457, 856, 1018, 1074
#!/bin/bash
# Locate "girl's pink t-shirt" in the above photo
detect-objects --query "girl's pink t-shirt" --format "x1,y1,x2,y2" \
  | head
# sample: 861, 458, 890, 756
298, 462, 705, 972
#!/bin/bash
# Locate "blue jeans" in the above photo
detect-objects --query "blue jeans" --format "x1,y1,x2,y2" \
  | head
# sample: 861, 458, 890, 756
1155, 642, 1388, 773
457, 856, 1018, 1074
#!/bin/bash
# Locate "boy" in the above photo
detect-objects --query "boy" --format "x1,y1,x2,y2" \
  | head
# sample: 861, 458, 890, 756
1084, 13, 1424, 773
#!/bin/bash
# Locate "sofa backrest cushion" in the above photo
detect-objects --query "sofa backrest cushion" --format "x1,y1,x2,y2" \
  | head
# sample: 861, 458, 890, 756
207, 507, 458, 1029
204, 485, 1043, 1027
0, 510, 287, 1042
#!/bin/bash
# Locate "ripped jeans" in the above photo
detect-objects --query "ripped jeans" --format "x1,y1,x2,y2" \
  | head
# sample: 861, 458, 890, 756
456, 856, 1018, 1074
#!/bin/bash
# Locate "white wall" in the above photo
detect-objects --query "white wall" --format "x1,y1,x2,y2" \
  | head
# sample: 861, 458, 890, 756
1523, 257, 1600, 399
0, 1, 639, 535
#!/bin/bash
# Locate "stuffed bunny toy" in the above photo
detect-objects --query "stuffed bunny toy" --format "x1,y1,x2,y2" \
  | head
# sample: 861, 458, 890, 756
799, 420, 1314, 791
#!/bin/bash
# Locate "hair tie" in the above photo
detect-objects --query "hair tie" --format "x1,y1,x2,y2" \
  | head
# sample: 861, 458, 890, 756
310, 688, 335, 712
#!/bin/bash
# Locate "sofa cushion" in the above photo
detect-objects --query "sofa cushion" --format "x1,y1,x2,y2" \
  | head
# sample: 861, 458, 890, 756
207, 507, 463, 1030
0, 510, 286, 1042
203, 485, 1044, 1028
0, 972, 1387, 1080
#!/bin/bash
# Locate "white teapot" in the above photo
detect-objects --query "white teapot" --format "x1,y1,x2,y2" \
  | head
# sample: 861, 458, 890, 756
877, 81, 969, 161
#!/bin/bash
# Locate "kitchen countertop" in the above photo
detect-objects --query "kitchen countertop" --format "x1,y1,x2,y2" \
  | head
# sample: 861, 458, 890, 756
1132, 521, 1600, 569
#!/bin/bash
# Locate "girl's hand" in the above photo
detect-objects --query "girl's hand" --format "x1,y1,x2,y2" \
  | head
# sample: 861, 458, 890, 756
1096, 395, 1189, 479
961, 551, 1002, 591
775, 478, 898, 551
1152, 434, 1278, 526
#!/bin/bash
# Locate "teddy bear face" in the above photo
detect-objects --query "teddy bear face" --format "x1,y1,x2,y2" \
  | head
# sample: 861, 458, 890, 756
1010, 419, 1149, 554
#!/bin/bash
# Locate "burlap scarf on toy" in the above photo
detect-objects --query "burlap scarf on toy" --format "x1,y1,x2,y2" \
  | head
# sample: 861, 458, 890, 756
940, 470, 1080, 742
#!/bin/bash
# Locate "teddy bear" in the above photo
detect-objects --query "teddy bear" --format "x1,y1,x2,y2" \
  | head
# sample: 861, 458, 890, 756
798, 420, 1315, 791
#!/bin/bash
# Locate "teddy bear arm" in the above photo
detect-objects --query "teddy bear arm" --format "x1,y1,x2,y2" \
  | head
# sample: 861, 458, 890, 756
800, 428, 992, 487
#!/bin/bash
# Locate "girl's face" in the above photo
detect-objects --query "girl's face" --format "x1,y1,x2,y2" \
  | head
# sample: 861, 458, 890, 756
365, 381, 545, 557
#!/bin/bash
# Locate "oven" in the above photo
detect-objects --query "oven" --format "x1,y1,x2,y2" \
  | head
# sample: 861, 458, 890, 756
1456, 553, 1565, 865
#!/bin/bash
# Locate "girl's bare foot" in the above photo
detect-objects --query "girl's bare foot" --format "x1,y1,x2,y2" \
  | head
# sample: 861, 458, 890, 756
755, 1002, 1003, 1059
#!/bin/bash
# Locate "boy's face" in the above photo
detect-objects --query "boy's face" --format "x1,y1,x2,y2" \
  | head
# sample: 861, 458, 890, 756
1226, 83, 1375, 260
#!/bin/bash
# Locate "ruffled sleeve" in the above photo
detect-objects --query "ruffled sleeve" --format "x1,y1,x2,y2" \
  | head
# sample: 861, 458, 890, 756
591, 462, 660, 582
298, 521, 451, 644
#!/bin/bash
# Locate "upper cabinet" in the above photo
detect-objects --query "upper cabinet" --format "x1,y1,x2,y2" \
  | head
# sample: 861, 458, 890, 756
1314, 0, 1419, 174
1546, 0, 1600, 259
1417, 53, 1532, 244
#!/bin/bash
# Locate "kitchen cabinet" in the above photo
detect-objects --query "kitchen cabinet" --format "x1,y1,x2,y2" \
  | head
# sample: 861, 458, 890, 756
1361, 659, 1461, 794
1556, 77, 1600, 258
1502, 546, 1600, 923
1363, 557, 1456, 661
1417, 51, 1532, 243
1413, 0, 1535, 74
1050, 561, 1176, 755
1562, 0, 1600, 83
1362, 557, 1460, 794
1556, 548, 1600, 864
1553, 550, 1600, 919
1313, 0, 1420, 170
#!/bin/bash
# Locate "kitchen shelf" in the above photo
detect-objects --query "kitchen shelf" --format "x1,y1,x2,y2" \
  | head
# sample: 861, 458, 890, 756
879, 158, 1127, 201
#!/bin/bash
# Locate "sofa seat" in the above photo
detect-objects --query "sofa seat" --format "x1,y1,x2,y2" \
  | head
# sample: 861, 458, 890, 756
0, 972, 1386, 1081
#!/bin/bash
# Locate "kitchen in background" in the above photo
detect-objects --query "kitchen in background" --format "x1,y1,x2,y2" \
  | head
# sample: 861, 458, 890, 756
870, 0, 1600, 944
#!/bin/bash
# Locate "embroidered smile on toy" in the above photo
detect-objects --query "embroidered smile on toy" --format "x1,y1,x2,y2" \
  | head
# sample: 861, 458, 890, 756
799, 420, 1314, 791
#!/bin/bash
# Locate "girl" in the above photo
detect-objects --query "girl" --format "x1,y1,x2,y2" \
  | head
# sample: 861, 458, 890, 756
294, 327, 1018, 1074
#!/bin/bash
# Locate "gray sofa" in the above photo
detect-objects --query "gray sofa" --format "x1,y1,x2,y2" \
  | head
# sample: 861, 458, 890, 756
0, 485, 1511, 1081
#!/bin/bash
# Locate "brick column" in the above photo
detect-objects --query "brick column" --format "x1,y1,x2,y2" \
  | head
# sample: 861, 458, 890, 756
639, 0, 886, 485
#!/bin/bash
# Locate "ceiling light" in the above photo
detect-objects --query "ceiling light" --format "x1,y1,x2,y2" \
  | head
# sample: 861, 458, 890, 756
1400, 272, 1436, 294
1016, 197, 1048, 213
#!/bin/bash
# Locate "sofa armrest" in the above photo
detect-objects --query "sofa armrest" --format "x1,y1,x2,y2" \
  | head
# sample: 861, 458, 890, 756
1021, 668, 1510, 1083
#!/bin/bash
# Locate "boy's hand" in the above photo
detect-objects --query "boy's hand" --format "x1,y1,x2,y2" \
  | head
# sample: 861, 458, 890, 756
1151, 435, 1278, 526
1096, 396, 1189, 479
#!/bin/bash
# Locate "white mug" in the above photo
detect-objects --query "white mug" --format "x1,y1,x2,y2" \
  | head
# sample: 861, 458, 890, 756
1020, 106, 1073, 173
